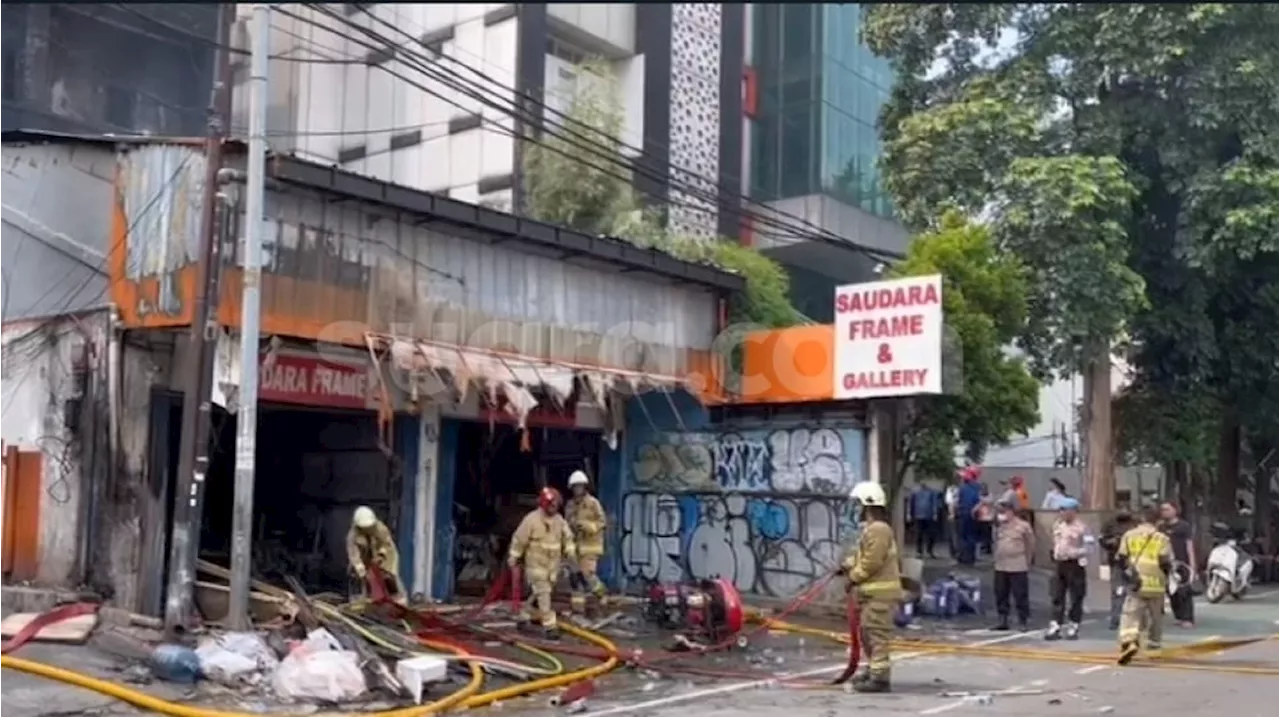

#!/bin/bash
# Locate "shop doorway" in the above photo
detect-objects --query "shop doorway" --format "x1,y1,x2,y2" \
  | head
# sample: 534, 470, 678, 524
451, 422, 600, 595
201, 405, 395, 593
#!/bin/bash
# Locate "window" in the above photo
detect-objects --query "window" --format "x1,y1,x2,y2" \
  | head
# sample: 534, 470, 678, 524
2, 49, 17, 101
546, 36, 593, 65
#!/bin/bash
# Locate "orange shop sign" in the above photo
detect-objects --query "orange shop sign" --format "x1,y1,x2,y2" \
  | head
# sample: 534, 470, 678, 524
258, 354, 373, 410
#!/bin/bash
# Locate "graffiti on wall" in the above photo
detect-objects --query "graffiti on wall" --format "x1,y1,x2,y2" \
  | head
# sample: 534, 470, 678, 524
621, 424, 867, 597
618, 491, 860, 597
632, 427, 859, 494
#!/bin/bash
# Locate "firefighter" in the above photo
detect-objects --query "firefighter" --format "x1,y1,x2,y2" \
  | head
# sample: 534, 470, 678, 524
565, 470, 608, 616
508, 486, 577, 638
841, 481, 903, 693
1115, 505, 1175, 665
347, 506, 407, 603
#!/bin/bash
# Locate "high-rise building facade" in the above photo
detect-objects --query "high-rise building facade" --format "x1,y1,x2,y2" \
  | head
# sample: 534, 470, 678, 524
741, 4, 907, 322
248, 3, 746, 240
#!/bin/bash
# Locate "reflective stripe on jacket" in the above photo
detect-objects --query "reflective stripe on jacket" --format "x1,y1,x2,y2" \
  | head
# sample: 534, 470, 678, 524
842, 520, 902, 600
1118, 524, 1174, 596
565, 494, 607, 557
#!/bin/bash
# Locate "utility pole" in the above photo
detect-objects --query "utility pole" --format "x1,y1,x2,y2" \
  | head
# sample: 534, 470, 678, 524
228, 3, 270, 631
164, 2, 237, 634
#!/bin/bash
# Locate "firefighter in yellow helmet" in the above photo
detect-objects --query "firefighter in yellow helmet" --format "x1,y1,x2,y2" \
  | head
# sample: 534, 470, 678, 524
841, 481, 903, 693
347, 506, 406, 603
1115, 505, 1175, 665
565, 470, 608, 616
508, 486, 576, 638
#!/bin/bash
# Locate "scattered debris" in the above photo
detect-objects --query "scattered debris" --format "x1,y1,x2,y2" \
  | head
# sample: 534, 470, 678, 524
396, 655, 449, 705
565, 698, 589, 713
273, 644, 367, 702
150, 644, 202, 684
1098, 707, 1115, 714
195, 632, 279, 686
1, 609, 98, 646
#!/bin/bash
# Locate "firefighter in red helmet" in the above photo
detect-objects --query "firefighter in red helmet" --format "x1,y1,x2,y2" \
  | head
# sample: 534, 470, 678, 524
508, 486, 577, 638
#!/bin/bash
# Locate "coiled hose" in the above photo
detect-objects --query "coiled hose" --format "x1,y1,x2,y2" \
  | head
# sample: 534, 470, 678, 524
2, 565, 621, 716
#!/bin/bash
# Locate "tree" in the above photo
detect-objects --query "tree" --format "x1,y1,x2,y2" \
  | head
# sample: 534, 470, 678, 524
522, 62, 802, 335
864, 4, 1278, 509
887, 212, 1041, 499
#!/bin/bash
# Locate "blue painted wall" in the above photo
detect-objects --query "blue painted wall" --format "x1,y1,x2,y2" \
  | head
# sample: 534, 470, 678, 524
431, 418, 460, 601
614, 393, 869, 599
393, 414, 420, 593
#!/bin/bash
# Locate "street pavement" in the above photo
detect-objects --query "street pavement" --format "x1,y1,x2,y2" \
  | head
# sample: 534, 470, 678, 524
1, 587, 1275, 717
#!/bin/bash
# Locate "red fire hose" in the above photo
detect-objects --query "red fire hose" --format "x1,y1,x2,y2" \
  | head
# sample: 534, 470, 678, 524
830, 591, 862, 685
1, 602, 100, 655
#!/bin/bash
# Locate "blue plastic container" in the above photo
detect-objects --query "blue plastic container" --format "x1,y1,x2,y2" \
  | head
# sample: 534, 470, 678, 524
150, 644, 201, 684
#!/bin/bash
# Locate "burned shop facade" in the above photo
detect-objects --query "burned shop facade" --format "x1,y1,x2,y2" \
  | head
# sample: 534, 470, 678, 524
92, 139, 742, 613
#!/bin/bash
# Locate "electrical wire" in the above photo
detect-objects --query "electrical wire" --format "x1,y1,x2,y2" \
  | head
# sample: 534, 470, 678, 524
342, 3, 902, 262
0, 154, 197, 412
287, 4, 902, 263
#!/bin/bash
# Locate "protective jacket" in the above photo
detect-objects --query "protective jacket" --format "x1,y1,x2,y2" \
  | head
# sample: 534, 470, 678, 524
842, 519, 902, 599
565, 494, 607, 558
346, 518, 399, 578
1116, 523, 1174, 596
508, 509, 577, 573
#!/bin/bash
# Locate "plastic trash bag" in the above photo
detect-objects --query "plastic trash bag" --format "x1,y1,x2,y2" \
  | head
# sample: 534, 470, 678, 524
196, 632, 279, 685
273, 648, 367, 703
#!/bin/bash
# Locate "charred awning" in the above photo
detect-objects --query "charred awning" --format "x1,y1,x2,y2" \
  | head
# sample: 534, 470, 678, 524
366, 333, 693, 429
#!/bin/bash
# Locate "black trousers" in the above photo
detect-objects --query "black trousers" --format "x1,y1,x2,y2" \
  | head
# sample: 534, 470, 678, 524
1051, 559, 1088, 624
915, 519, 938, 556
1169, 583, 1195, 623
994, 570, 1030, 621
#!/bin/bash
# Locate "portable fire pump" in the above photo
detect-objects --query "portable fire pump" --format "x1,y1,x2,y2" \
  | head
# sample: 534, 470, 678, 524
643, 577, 746, 646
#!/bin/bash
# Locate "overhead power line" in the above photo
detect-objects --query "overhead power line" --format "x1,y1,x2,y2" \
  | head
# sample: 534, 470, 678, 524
292, 4, 902, 264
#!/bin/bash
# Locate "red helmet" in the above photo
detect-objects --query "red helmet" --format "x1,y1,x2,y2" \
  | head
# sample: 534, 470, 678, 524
537, 487, 563, 511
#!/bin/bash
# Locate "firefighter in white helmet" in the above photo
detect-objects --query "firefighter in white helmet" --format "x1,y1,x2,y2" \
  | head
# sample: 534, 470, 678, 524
347, 506, 406, 604
841, 481, 903, 693
564, 470, 609, 616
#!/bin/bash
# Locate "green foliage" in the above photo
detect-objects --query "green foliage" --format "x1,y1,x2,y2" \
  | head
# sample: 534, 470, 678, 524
865, 4, 1279, 482
888, 213, 1041, 482
522, 61, 634, 236
522, 61, 801, 333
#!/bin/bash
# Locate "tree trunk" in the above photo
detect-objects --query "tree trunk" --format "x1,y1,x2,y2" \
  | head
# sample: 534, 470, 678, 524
1082, 341, 1114, 509
1214, 409, 1241, 516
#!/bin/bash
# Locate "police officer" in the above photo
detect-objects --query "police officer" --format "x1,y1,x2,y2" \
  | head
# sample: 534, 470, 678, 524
1114, 505, 1174, 665
564, 470, 608, 616
508, 486, 577, 639
841, 482, 903, 693
347, 506, 406, 603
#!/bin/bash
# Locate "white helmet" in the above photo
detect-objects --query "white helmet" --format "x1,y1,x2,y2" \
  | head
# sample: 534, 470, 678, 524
568, 470, 590, 487
850, 482, 887, 508
353, 506, 377, 529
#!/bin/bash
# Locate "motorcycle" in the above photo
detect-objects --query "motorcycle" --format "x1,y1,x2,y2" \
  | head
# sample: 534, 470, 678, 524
1204, 523, 1254, 603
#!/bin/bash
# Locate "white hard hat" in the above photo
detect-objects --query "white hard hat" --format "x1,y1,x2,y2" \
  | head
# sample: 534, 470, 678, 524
353, 506, 377, 529
568, 470, 590, 487
850, 482, 886, 508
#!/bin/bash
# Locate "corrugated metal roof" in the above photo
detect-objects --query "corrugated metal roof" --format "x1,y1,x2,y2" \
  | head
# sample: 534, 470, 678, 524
3, 129, 745, 293
1, 128, 210, 147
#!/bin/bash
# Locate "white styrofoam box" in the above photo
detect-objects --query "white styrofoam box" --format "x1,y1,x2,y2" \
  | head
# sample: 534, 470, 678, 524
396, 655, 450, 705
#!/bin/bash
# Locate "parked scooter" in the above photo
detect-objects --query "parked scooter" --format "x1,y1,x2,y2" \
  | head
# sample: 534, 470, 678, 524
1204, 521, 1254, 603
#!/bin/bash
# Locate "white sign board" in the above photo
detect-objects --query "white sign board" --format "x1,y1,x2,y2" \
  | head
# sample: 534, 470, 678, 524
833, 275, 944, 399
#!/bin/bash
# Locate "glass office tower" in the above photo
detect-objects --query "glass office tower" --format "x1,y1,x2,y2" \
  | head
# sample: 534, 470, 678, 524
749, 3, 894, 217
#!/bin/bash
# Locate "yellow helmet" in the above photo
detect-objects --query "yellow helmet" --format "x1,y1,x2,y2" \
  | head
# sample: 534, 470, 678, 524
353, 506, 377, 529
850, 482, 887, 508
